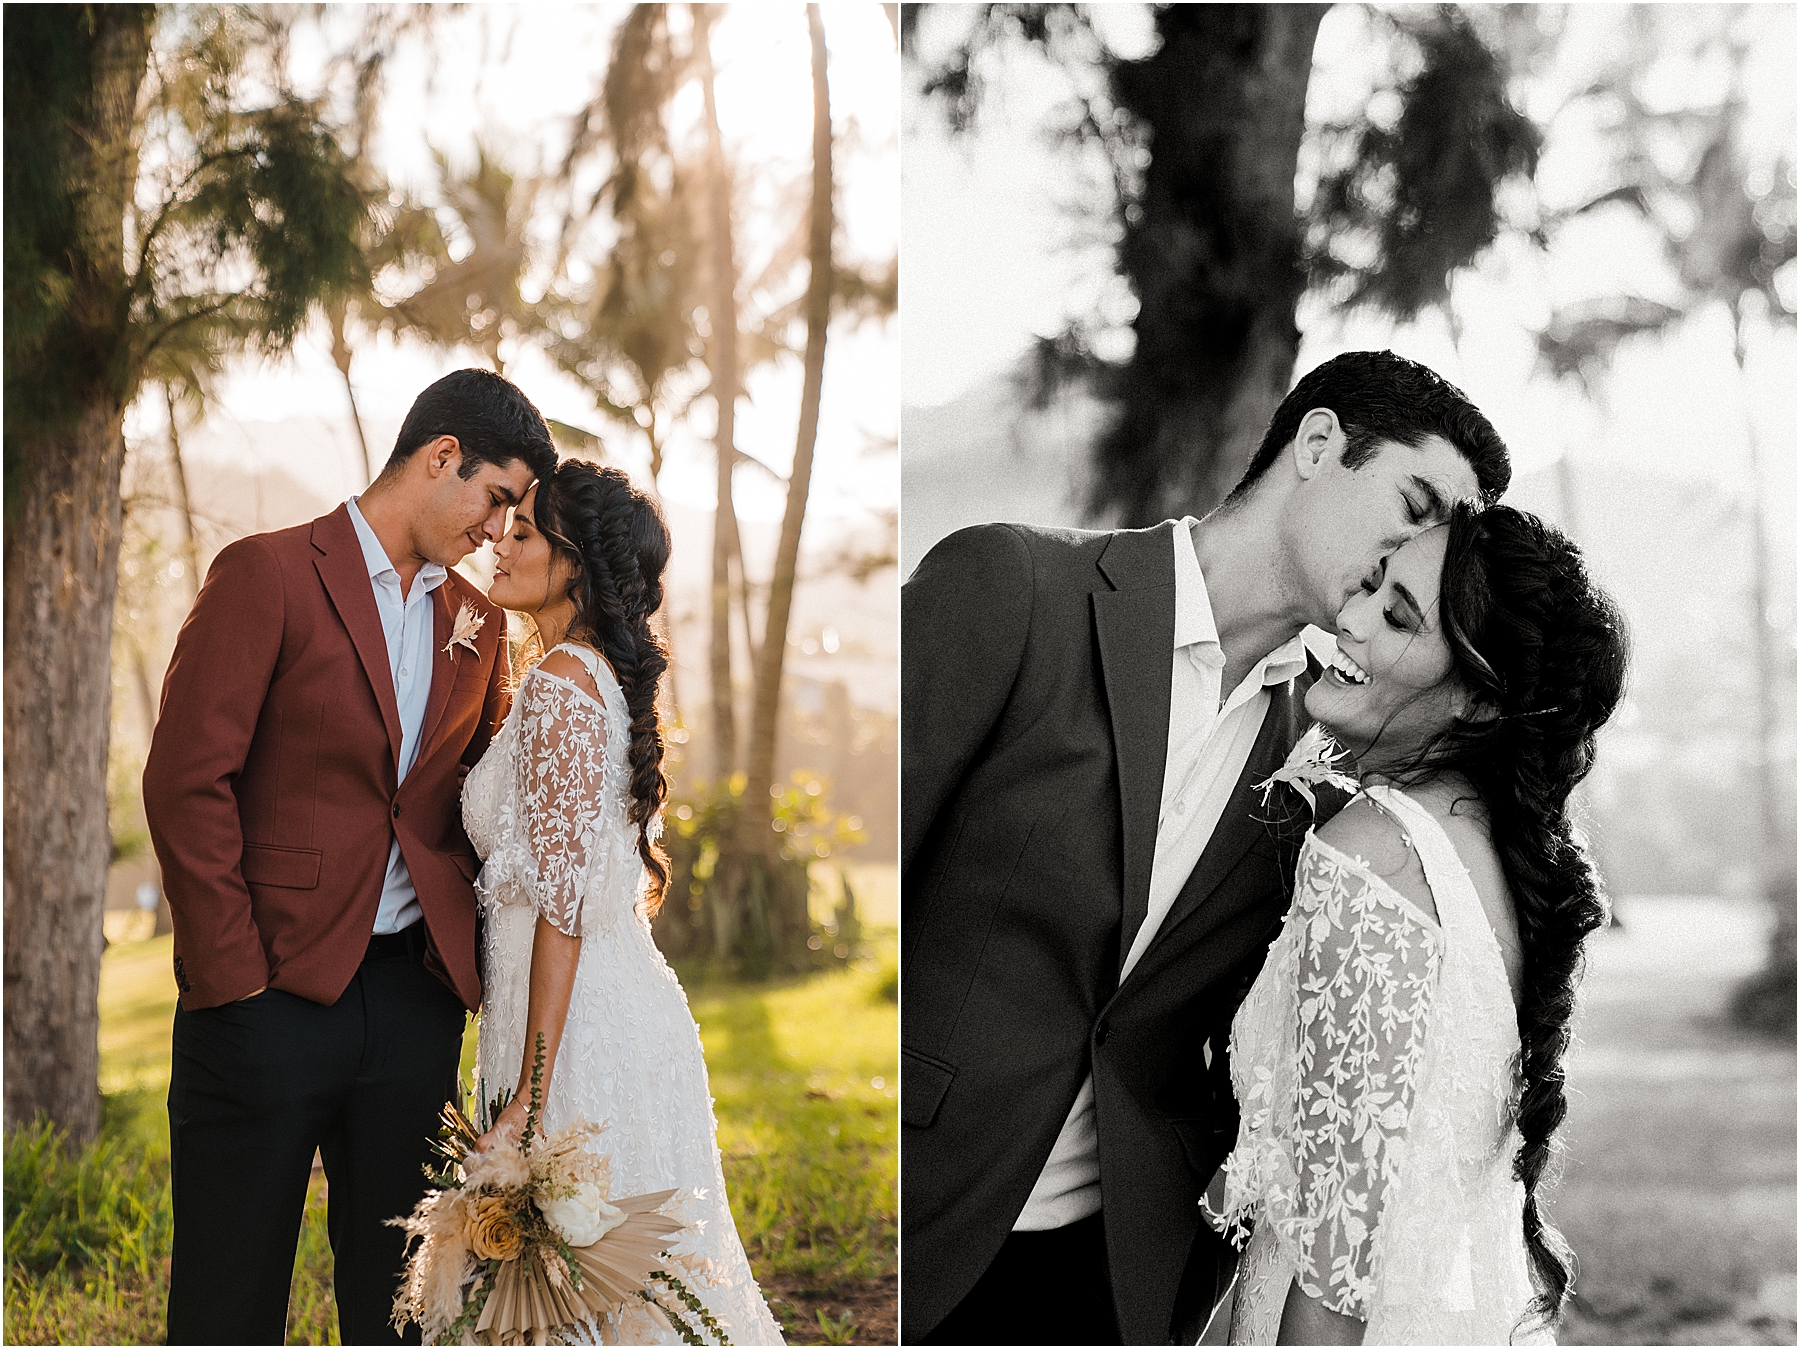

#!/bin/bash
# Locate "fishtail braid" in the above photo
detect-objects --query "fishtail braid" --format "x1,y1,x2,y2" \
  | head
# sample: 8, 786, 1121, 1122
1381, 504, 1628, 1336
536, 460, 674, 914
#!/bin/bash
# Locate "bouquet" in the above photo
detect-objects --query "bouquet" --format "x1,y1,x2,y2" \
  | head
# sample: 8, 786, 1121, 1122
390, 1033, 729, 1346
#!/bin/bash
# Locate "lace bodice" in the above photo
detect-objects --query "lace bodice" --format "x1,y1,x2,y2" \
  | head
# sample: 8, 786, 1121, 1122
462, 644, 641, 938
462, 643, 783, 1345
1207, 785, 1548, 1345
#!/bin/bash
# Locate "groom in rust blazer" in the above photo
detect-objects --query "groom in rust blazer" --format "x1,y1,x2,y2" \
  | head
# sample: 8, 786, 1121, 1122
144, 369, 557, 1345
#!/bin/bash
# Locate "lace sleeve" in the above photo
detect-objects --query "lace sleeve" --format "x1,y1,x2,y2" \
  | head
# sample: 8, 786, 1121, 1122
1284, 842, 1441, 1317
517, 672, 610, 937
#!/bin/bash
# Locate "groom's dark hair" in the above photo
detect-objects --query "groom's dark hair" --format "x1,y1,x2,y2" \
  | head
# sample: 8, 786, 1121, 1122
1225, 350, 1511, 506
382, 368, 558, 484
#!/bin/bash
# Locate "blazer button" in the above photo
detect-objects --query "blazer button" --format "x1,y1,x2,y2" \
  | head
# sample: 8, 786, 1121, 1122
1094, 1021, 1109, 1048
392, 803, 401, 818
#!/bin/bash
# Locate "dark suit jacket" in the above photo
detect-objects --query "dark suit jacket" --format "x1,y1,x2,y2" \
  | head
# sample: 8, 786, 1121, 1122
143, 504, 510, 1012
901, 522, 1315, 1345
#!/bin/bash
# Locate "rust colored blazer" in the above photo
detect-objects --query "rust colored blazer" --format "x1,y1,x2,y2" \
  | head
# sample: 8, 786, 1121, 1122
144, 503, 509, 1012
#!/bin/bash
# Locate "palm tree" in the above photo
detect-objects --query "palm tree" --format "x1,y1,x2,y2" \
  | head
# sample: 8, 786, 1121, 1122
722, 4, 839, 962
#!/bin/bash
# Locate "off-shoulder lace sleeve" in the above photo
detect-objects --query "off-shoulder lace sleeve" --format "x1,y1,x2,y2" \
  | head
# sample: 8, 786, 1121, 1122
1284, 841, 1441, 1316
517, 671, 610, 937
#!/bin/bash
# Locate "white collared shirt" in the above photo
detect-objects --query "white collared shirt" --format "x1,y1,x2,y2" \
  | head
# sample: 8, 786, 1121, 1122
1014, 518, 1309, 1231
346, 496, 448, 935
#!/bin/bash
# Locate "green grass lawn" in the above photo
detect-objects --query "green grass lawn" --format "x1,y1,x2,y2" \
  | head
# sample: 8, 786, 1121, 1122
7, 929, 896, 1346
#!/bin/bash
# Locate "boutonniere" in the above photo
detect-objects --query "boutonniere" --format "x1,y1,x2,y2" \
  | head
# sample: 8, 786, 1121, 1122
443, 601, 485, 661
1255, 724, 1359, 816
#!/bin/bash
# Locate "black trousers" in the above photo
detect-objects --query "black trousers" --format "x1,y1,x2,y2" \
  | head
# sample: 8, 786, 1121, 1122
921, 1211, 1121, 1345
166, 925, 466, 1345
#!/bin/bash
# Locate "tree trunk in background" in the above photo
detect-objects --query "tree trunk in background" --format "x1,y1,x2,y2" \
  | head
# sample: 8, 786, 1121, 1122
7, 401, 134, 1147
328, 302, 377, 487
4, 6, 152, 1146
1735, 313, 1784, 871
165, 386, 200, 602
1093, 4, 1328, 525
731, 524, 759, 673
729, 4, 835, 966
695, 4, 740, 790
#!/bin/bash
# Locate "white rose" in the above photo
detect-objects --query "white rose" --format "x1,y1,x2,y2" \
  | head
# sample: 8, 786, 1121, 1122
536, 1180, 627, 1248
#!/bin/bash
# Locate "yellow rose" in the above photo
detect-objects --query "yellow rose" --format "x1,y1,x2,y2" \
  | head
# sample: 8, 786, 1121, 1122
465, 1190, 526, 1261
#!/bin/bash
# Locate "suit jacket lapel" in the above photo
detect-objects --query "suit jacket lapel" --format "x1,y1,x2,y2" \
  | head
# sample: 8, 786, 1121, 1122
1092, 527, 1178, 980
417, 583, 457, 759
312, 506, 402, 770
1117, 676, 1309, 1000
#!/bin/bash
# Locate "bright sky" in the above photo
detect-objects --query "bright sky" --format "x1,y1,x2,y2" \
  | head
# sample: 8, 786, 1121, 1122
129, 3, 898, 530
901, 4, 1796, 493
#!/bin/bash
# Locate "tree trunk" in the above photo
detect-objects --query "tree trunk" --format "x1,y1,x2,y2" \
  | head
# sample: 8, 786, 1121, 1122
6, 404, 132, 1146
731, 522, 760, 673
694, 3, 741, 787
165, 386, 200, 602
4, 4, 152, 1146
1735, 314, 1785, 871
1093, 4, 1329, 525
328, 303, 378, 486
729, 3, 835, 964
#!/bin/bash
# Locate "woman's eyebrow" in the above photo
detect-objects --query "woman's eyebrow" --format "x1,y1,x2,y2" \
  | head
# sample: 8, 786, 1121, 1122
1392, 578, 1429, 628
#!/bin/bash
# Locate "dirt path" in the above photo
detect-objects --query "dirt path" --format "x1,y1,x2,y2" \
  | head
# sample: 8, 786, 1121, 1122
1556, 896, 1796, 1345
767, 1275, 897, 1345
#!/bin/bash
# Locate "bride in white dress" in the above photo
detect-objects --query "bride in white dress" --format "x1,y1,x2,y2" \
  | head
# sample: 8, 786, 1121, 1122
1206, 505, 1628, 1345
463, 460, 784, 1345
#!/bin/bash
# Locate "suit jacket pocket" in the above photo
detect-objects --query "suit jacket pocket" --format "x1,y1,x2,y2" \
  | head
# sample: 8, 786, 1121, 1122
901, 1045, 956, 1129
241, 843, 322, 890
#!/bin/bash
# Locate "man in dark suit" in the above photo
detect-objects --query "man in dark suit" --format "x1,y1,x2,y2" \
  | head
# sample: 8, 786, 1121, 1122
901, 352, 1511, 1345
144, 369, 558, 1344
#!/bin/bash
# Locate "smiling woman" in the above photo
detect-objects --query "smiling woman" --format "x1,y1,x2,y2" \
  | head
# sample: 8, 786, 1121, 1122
1305, 525, 1467, 761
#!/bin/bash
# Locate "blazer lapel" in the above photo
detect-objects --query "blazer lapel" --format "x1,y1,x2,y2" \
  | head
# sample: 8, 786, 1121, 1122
1092, 527, 1178, 980
312, 506, 402, 770
416, 583, 458, 759
1121, 676, 1309, 995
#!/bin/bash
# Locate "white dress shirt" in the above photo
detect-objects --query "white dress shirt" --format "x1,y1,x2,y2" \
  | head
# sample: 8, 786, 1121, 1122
1013, 518, 1310, 1231
346, 496, 448, 935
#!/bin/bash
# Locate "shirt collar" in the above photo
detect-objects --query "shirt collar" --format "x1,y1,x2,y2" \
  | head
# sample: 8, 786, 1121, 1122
1172, 517, 1220, 654
1173, 517, 1309, 688
346, 496, 447, 593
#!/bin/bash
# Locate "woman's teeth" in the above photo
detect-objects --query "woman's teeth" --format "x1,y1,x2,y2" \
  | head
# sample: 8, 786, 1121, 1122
1329, 649, 1370, 686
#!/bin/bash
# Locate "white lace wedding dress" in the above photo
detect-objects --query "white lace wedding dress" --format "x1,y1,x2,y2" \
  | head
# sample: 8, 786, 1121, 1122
1206, 785, 1550, 1346
463, 642, 785, 1346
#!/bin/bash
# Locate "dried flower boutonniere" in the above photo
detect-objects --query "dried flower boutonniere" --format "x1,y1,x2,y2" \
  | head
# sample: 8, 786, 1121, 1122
1255, 723, 1359, 816
443, 602, 485, 662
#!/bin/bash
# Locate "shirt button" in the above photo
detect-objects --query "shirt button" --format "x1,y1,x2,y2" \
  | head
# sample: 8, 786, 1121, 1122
400, 668, 409, 677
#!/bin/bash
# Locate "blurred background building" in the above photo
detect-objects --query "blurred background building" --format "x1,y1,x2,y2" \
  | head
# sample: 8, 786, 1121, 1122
901, 4, 1794, 1342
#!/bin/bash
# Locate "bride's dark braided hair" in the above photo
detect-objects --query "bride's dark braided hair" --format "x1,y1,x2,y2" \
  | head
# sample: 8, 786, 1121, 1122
533, 460, 672, 914
1387, 503, 1629, 1333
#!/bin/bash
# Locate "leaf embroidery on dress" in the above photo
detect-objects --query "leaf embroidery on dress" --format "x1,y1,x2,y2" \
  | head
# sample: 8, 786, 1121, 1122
1204, 796, 1541, 1344
457, 644, 786, 1345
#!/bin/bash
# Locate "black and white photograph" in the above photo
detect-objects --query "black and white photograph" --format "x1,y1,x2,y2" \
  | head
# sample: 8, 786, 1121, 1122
900, 5, 1795, 1346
